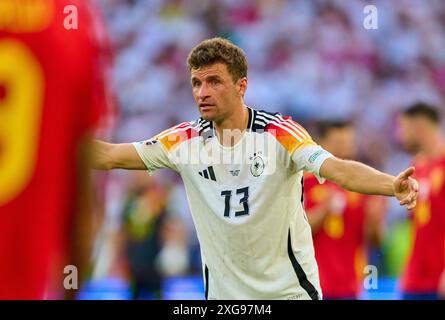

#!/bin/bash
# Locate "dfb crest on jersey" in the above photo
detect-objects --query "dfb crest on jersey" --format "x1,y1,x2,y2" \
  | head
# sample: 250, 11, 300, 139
250, 152, 265, 177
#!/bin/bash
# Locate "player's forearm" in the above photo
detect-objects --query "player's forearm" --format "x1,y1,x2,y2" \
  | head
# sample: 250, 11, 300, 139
91, 140, 147, 170
327, 159, 395, 196
91, 140, 116, 170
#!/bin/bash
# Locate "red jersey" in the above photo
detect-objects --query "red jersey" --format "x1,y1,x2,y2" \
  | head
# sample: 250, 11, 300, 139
304, 174, 368, 298
402, 150, 445, 293
0, 0, 108, 299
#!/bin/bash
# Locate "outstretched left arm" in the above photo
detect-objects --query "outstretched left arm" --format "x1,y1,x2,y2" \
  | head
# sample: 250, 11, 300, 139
319, 157, 419, 210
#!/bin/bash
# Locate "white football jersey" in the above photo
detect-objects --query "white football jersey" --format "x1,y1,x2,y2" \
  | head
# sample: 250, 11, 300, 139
133, 107, 333, 300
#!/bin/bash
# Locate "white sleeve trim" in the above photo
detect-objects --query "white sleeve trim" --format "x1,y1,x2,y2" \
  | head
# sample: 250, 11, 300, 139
292, 145, 334, 184
132, 142, 157, 175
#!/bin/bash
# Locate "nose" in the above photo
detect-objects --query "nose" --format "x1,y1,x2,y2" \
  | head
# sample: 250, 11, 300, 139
197, 82, 211, 101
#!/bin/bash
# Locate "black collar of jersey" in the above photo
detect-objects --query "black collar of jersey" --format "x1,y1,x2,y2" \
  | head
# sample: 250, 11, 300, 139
197, 106, 280, 140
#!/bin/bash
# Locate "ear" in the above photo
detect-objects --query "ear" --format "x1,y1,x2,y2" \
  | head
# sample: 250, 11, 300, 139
237, 77, 248, 97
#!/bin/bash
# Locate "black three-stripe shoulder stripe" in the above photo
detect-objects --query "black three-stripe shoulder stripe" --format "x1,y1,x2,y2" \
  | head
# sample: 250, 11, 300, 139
198, 118, 214, 140
198, 119, 210, 133
253, 110, 281, 132
287, 229, 320, 300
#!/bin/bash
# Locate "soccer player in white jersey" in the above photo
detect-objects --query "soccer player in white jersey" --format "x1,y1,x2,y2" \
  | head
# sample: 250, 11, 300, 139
92, 38, 418, 300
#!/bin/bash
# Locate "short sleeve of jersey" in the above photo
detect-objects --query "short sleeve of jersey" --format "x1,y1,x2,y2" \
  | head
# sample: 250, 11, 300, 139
265, 115, 333, 183
132, 139, 177, 175
292, 143, 333, 183
132, 122, 195, 174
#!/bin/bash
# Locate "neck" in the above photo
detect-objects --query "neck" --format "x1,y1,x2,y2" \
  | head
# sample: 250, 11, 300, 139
419, 131, 444, 159
214, 103, 249, 147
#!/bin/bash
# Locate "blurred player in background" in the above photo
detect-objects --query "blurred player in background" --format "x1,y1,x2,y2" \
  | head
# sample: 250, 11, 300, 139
0, 0, 110, 299
398, 102, 445, 300
304, 121, 387, 299
120, 173, 169, 300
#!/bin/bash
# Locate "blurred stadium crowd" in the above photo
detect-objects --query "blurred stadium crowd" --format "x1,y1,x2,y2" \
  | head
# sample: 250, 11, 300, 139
88, 0, 445, 299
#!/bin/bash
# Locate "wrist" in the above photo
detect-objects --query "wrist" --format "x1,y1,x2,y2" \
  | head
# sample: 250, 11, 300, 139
387, 175, 397, 197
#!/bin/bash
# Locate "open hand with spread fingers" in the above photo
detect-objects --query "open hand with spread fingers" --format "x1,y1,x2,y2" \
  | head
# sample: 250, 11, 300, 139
393, 167, 419, 210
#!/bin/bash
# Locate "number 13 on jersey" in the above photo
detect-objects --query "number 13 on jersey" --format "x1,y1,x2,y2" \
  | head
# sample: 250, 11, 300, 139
220, 187, 250, 218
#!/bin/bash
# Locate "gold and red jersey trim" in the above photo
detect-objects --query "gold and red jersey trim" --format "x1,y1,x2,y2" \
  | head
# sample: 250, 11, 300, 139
265, 116, 315, 153
155, 122, 199, 152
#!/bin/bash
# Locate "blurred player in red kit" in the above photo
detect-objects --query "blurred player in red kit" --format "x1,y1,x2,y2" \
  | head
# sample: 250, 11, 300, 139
0, 0, 111, 299
398, 103, 445, 300
304, 121, 387, 299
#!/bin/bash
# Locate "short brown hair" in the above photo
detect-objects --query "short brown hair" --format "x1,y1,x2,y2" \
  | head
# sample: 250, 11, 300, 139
317, 120, 353, 139
187, 37, 248, 82
403, 102, 440, 124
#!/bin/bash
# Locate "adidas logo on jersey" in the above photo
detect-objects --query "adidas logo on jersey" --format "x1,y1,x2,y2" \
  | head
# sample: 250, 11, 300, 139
198, 166, 217, 181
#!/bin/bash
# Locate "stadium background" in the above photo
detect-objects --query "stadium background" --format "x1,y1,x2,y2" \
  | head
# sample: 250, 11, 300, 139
81, 0, 445, 299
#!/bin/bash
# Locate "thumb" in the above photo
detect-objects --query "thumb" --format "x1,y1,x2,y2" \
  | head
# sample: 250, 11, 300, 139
400, 166, 415, 179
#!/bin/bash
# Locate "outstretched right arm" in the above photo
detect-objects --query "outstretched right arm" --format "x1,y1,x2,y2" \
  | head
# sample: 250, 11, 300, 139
91, 140, 146, 170
93, 123, 188, 172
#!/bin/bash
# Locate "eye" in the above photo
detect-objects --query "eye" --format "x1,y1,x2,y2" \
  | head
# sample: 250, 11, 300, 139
211, 79, 220, 85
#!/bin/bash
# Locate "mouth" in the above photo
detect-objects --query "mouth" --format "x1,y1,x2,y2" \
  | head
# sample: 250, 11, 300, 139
199, 104, 216, 111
